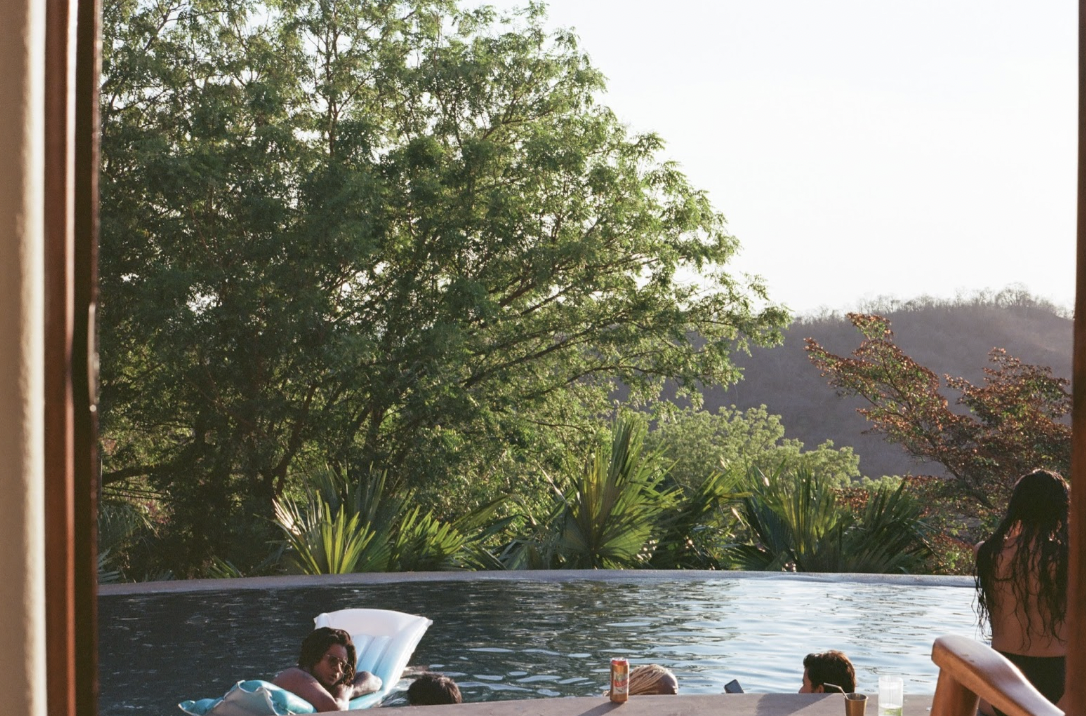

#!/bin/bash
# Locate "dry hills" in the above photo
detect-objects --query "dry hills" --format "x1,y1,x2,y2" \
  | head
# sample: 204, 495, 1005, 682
706, 298, 1072, 479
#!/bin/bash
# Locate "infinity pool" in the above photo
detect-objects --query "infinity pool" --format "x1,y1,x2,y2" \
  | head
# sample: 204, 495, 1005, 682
99, 572, 978, 715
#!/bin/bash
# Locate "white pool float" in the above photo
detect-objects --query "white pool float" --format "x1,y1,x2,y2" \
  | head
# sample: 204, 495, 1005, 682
179, 608, 432, 714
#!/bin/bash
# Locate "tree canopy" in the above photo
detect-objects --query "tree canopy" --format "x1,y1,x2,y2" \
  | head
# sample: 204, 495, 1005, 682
99, 0, 787, 576
647, 405, 860, 490
805, 313, 1070, 509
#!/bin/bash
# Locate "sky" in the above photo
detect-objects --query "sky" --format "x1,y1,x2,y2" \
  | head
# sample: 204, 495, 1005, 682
475, 0, 1077, 316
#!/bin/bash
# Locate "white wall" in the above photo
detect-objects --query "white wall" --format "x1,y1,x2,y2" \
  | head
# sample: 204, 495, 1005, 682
0, 0, 48, 713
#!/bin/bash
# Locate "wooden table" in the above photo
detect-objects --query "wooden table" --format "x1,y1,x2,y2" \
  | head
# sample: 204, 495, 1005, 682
398, 694, 935, 716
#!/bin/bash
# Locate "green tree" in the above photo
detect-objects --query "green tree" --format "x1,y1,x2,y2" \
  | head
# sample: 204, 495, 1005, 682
99, 0, 788, 576
805, 313, 1070, 509
648, 405, 860, 489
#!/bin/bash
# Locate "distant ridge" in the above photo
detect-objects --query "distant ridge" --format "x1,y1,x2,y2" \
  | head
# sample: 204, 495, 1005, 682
706, 296, 1072, 479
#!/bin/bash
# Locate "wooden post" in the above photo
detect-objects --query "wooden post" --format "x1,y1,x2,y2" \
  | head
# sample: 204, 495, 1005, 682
1070, 2, 1086, 714
44, 0, 77, 713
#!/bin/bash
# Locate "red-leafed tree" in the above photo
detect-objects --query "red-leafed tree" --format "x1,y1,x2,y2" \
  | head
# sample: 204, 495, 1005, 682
805, 313, 1070, 508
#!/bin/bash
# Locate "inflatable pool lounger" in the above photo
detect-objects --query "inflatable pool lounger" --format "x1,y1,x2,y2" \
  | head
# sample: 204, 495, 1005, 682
179, 608, 432, 714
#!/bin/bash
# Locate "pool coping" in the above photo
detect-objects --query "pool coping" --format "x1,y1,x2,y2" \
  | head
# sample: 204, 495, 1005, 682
99, 569, 973, 596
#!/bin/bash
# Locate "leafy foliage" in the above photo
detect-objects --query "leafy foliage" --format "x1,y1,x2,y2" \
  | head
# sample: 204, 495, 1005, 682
98, 0, 788, 575
502, 416, 747, 569
647, 466, 747, 569
731, 466, 931, 573
97, 499, 161, 582
805, 313, 1070, 508
647, 405, 860, 489
502, 418, 673, 569
273, 467, 507, 574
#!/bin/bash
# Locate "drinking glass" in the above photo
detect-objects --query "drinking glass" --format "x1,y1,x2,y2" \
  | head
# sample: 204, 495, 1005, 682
844, 692, 867, 716
878, 676, 903, 716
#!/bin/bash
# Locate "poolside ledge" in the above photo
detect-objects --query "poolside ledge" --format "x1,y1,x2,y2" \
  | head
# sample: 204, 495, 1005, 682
399, 693, 934, 716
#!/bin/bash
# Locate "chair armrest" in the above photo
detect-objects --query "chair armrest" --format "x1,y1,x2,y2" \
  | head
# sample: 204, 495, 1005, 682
930, 635, 1062, 716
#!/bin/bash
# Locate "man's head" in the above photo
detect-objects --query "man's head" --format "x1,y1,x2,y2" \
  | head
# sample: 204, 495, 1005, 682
297, 627, 357, 688
408, 672, 462, 705
799, 650, 855, 694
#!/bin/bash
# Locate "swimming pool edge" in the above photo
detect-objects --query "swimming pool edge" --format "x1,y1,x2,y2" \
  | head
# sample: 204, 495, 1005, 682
99, 570, 973, 596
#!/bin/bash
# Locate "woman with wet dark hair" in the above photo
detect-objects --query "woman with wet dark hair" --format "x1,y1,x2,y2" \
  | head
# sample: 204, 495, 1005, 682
974, 470, 1069, 715
273, 627, 382, 711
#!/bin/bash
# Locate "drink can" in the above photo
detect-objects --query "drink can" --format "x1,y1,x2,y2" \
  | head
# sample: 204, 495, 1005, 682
610, 658, 629, 703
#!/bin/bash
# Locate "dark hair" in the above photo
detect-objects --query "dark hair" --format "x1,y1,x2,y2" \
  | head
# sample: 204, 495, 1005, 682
803, 650, 855, 694
975, 469, 1069, 646
408, 673, 462, 705
298, 627, 357, 687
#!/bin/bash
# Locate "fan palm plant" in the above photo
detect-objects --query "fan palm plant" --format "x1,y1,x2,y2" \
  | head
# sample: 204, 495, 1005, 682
97, 500, 153, 582
273, 466, 509, 574
731, 466, 931, 573
648, 466, 748, 569
273, 492, 389, 574
502, 417, 675, 569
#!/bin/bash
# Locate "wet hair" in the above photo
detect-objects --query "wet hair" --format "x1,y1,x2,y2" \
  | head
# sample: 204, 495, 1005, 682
975, 469, 1069, 647
628, 664, 678, 695
297, 627, 357, 687
408, 672, 462, 705
803, 650, 856, 694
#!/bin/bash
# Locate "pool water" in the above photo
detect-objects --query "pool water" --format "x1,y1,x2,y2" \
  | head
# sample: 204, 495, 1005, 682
98, 574, 979, 715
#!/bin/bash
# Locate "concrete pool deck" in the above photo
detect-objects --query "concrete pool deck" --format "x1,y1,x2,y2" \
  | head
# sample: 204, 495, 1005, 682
395, 693, 934, 716
99, 569, 974, 595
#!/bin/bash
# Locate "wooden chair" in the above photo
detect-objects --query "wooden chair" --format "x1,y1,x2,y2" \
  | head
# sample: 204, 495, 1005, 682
930, 635, 1063, 716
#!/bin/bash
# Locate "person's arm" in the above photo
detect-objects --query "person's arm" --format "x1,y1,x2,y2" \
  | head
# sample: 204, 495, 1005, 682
348, 671, 382, 698
272, 667, 349, 712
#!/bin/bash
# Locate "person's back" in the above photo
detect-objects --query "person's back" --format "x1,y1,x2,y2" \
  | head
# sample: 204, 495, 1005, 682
974, 470, 1069, 714
980, 534, 1068, 656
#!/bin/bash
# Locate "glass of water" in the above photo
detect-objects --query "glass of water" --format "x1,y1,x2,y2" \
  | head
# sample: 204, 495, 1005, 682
878, 676, 903, 716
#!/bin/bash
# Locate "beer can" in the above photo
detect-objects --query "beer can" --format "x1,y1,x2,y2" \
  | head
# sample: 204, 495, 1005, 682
610, 658, 629, 703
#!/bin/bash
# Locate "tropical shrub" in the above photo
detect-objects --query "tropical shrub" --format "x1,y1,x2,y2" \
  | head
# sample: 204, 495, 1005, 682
730, 466, 932, 573
647, 466, 748, 569
501, 418, 673, 569
274, 468, 507, 574
502, 416, 748, 569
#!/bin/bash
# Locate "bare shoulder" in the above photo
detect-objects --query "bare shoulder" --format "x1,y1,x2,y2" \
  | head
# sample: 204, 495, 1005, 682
272, 667, 341, 711
272, 666, 311, 690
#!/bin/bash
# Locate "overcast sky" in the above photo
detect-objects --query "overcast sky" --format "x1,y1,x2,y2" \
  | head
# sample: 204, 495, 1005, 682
476, 1, 1077, 316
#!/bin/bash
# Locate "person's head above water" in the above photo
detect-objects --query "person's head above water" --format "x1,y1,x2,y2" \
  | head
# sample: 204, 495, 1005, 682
800, 650, 855, 694
408, 672, 462, 705
628, 664, 678, 695
297, 627, 357, 689
975, 469, 1070, 643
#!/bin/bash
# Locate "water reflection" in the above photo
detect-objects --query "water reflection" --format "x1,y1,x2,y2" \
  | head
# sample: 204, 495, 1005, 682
99, 577, 978, 715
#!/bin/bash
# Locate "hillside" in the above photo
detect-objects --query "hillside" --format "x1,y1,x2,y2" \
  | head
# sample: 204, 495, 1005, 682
705, 297, 1072, 479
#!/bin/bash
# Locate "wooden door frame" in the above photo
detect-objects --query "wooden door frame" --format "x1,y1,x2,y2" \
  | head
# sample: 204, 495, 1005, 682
1068, 2, 1086, 712
45, 0, 100, 714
